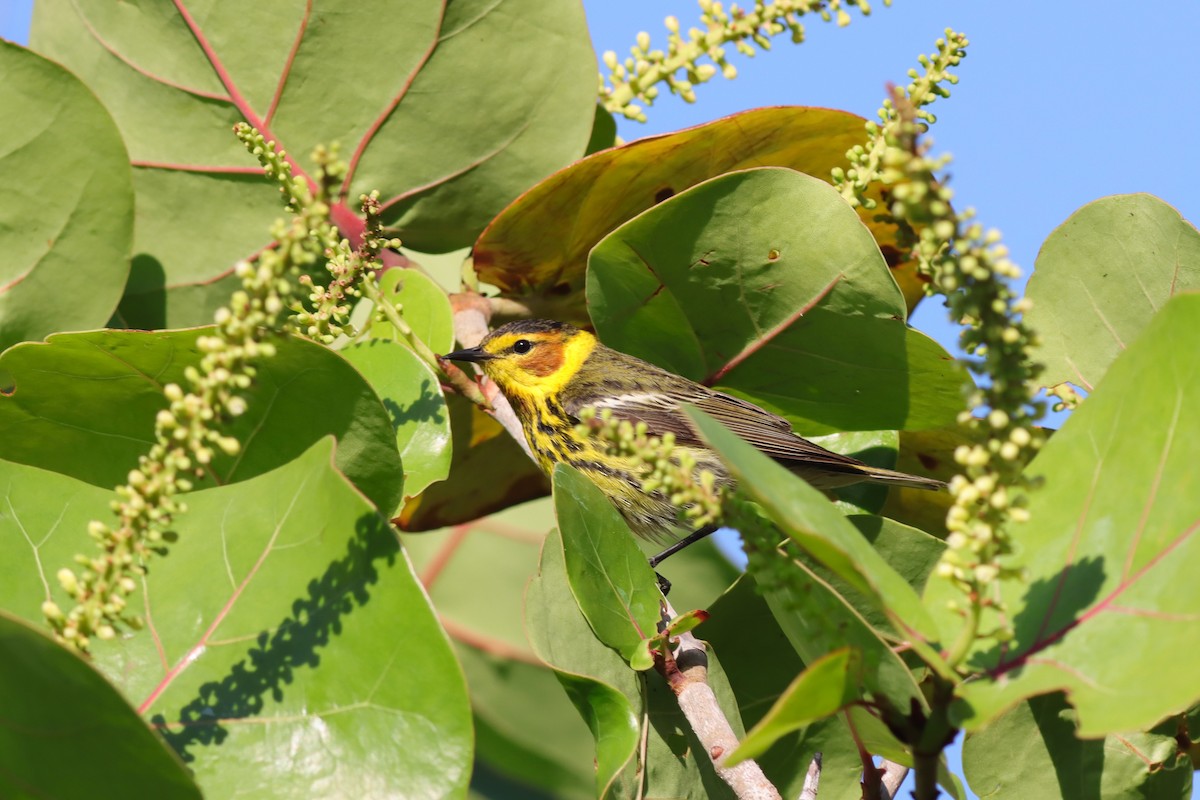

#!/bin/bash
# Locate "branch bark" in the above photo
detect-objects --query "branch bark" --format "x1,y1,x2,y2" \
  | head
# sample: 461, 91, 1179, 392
881, 760, 909, 800
656, 599, 782, 800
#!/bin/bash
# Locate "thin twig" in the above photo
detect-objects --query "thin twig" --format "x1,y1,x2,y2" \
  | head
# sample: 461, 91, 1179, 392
656, 598, 782, 800
881, 760, 909, 800
799, 752, 822, 800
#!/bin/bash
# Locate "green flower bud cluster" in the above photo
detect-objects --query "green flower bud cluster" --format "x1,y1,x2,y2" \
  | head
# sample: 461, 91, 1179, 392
833, 30, 964, 210
47, 127, 397, 653
1046, 383, 1082, 413
844, 31, 1046, 665
600, 0, 882, 122
575, 407, 724, 529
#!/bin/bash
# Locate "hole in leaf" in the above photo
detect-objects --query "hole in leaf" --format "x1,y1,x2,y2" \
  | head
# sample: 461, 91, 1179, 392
654, 187, 674, 203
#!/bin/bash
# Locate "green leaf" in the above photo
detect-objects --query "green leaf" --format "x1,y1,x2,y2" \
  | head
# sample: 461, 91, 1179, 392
724, 648, 863, 766
527, 527, 642, 799
0, 612, 201, 799
0, 329, 402, 513
0, 41, 132, 352
457, 644, 596, 800
397, 393, 550, 531
698, 577, 850, 799
588, 167, 965, 436
30, 0, 596, 326
553, 464, 662, 666
1, 439, 472, 798
952, 294, 1200, 735
686, 406, 944, 648
962, 694, 1193, 799
1027, 194, 1200, 391
402, 499, 601, 798
364, 268, 456, 356
476, 107, 935, 319
342, 339, 451, 508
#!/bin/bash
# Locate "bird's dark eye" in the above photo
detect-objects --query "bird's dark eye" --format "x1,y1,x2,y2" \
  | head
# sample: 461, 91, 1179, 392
512, 339, 533, 354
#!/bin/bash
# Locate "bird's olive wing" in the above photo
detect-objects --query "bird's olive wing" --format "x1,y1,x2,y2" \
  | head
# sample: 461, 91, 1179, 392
564, 386, 868, 473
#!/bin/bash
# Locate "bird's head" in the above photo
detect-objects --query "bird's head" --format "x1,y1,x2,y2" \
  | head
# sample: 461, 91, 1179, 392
441, 319, 597, 398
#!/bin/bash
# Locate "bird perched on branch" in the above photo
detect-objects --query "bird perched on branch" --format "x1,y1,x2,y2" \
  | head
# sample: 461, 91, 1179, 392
443, 319, 943, 559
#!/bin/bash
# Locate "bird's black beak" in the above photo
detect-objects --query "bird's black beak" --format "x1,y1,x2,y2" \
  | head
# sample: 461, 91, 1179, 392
441, 346, 495, 363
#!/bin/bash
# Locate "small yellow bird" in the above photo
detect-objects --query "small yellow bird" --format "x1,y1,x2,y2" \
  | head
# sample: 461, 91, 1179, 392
444, 319, 943, 554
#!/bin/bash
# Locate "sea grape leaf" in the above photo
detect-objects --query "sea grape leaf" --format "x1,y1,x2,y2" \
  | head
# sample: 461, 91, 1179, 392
0, 41, 132, 352
396, 393, 549, 530
457, 643, 596, 800
951, 294, 1200, 735
724, 648, 863, 766
1027, 194, 1200, 392
527, 527, 642, 799
0, 439, 472, 799
30, 0, 596, 327
476, 106, 932, 322
342, 339, 452, 509
401, 499, 600, 798
698, 577, 864, 800
688, 406, 943, 648
362, 267, 456, 356
0, 612, 202, 800
0, 328, 402, 514
962, 693, 1193, 800
553, 464, 661, 666
588, 167, 964, 436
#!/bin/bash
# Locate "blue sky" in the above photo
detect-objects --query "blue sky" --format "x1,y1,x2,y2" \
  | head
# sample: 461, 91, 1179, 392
3, 2, 1197, 797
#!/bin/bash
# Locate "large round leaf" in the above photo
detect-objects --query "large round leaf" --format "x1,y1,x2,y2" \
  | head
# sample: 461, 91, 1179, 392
0, 612, 201, 799
1027, 194, 1200, 391
0, 41, 132, 352
0, 440, 472, 799
589, 168, 964, 436
0, 329, 402, 514
475, 106, 931, 322
29, 0, 596, 327
950, 294, 1200, 735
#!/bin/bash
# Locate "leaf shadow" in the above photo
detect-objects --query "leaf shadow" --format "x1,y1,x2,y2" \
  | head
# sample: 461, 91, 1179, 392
382, 376, 445, 431
150, 512, 396, 762
968, 556, 1107, 673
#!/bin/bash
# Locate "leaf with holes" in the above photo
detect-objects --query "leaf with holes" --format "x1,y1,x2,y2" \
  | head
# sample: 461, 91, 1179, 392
476, 106, 934, 323
588, 168, 965, 436
949, 294, 1200, 735
0, 439, 472, 798
30, 0, 596, 328
0, 329, 402, 514
0, 41, 133, 352
1027, 194, 1200, 392
0, 612, 202, 799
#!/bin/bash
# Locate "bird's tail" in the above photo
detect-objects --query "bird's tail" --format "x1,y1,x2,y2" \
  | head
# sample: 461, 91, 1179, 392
857, 464, 946, 492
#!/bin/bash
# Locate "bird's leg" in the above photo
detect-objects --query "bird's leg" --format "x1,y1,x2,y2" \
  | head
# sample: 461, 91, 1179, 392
648, 524, 720, 570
